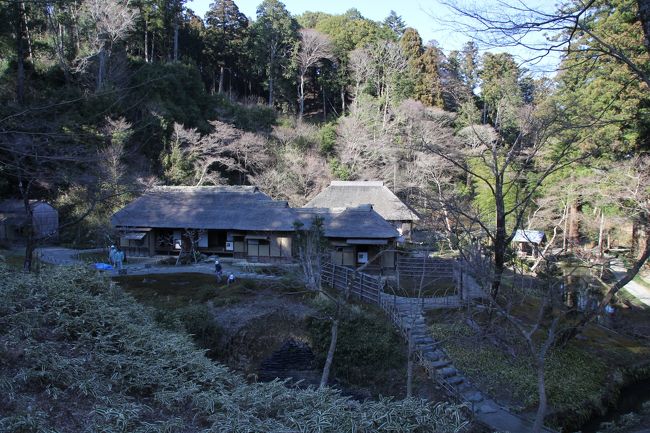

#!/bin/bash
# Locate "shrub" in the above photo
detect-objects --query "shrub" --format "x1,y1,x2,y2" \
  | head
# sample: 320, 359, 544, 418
0, 264, 468, 433
307, 303, 405, 386
319, 122, 338, 156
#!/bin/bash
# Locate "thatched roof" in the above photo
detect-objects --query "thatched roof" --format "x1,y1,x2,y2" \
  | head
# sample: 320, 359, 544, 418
512, 230, 546, 245
0, 200, 56, 224
303, 181, 419, 222
296, 205, 399, 239
111, 186, 296, 232
112, 186, 399, 240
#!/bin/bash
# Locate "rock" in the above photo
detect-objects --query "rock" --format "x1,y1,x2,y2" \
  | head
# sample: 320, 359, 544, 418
462, 391, 483, 402
478, 401, 498, 414
438, 367, 457, 377
430, 359, 450, 368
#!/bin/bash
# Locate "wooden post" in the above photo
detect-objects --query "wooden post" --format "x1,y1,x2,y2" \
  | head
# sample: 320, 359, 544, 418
359, 273, 364, 300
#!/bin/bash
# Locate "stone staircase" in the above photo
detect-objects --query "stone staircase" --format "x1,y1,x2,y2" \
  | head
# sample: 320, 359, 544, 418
380, 294, 495, 414
380, 294, 557, 432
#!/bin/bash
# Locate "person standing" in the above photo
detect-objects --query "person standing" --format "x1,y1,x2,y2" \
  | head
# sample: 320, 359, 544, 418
115, 249, 124, 272
215, 259, 223, 283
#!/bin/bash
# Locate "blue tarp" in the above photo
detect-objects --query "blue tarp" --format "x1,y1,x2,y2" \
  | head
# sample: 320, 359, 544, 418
94, 263, 113, 271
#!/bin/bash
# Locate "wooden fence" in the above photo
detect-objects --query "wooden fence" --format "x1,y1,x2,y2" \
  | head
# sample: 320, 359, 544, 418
396, 255, 456, 278
321, 261, 381, 304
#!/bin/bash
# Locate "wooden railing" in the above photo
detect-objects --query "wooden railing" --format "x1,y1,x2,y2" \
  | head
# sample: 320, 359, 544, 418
396, 255, 456, 278
321, 261, 381, 304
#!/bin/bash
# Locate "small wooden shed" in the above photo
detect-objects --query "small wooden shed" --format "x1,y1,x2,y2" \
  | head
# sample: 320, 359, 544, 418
0, 200, 59, 242
512, 229, 546, 258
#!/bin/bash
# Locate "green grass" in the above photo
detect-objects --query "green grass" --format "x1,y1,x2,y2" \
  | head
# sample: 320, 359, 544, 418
114, 273, 257, 309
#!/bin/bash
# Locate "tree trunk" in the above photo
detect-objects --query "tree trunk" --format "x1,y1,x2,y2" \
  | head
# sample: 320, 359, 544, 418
320, 317, 338, 388
492, 184, 506, 299
631, 220, 639, 257
406, 328, 413, 398
268, 49, 275, 107
97, 47, 106, 92
322, 84, 326, 121
219, 66, 225, 94
24, 232, 35, 273
562, 200, 569, 250
299, 73, 305, 118
15, 2, 25, 104
568, 201, 580, 248
638, 0, 650, 53
22, 2, 33, 61
382, 84, 390, 131
531, 360, 547, 433
173, 18, 179, 62
598, 209, 605, 257
341, 86, 346, 113
144, 19, 149, 63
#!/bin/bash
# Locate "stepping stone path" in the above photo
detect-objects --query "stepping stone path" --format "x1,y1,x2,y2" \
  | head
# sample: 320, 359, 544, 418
380, 293, 489, 414
379, 292, 557, 433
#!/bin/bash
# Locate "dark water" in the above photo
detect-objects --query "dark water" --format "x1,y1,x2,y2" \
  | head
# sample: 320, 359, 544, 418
577, 378, 650, 432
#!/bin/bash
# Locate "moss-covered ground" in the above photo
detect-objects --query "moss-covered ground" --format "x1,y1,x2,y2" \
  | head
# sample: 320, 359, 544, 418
114, 273, 441, 401
425, 304, 650, 430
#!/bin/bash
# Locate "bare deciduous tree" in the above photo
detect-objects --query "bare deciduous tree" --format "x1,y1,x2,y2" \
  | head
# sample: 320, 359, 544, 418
78, 0, 138, 91
167, 121, 272, 186
297, 29, 335, 118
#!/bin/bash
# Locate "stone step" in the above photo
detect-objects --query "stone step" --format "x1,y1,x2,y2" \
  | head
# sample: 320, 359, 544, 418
446, 375, 464, 386
409, 330, 428, 338
430, 359, 450, 368
461, 390, 484, 403
438, 367, 457, 378
476, 400, 498, 414
421, 351, 441, 361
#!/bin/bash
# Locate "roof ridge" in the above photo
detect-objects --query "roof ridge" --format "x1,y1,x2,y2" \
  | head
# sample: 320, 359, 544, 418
330, 180, 384, 187
151, 185, 259, 192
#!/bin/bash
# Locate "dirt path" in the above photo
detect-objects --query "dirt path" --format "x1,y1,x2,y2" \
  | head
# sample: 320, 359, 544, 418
36, 246, 286, 281
611, 264, 650, 307
36, 247, 104, 265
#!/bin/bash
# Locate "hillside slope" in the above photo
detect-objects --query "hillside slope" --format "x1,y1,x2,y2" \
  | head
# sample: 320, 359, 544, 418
0, 265, 467, 433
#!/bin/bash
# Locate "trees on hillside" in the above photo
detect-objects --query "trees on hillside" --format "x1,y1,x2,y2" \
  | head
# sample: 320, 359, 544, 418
204, 0, 249, 95
252, 0, 299, 107
297, 29, 335, 118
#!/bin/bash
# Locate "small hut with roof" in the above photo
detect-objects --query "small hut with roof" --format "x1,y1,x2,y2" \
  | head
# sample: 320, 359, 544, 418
512, 229, 547, 258
0, 200, 58, 243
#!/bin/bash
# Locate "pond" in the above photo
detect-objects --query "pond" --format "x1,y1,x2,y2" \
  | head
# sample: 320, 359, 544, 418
558, 261, 607, 313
